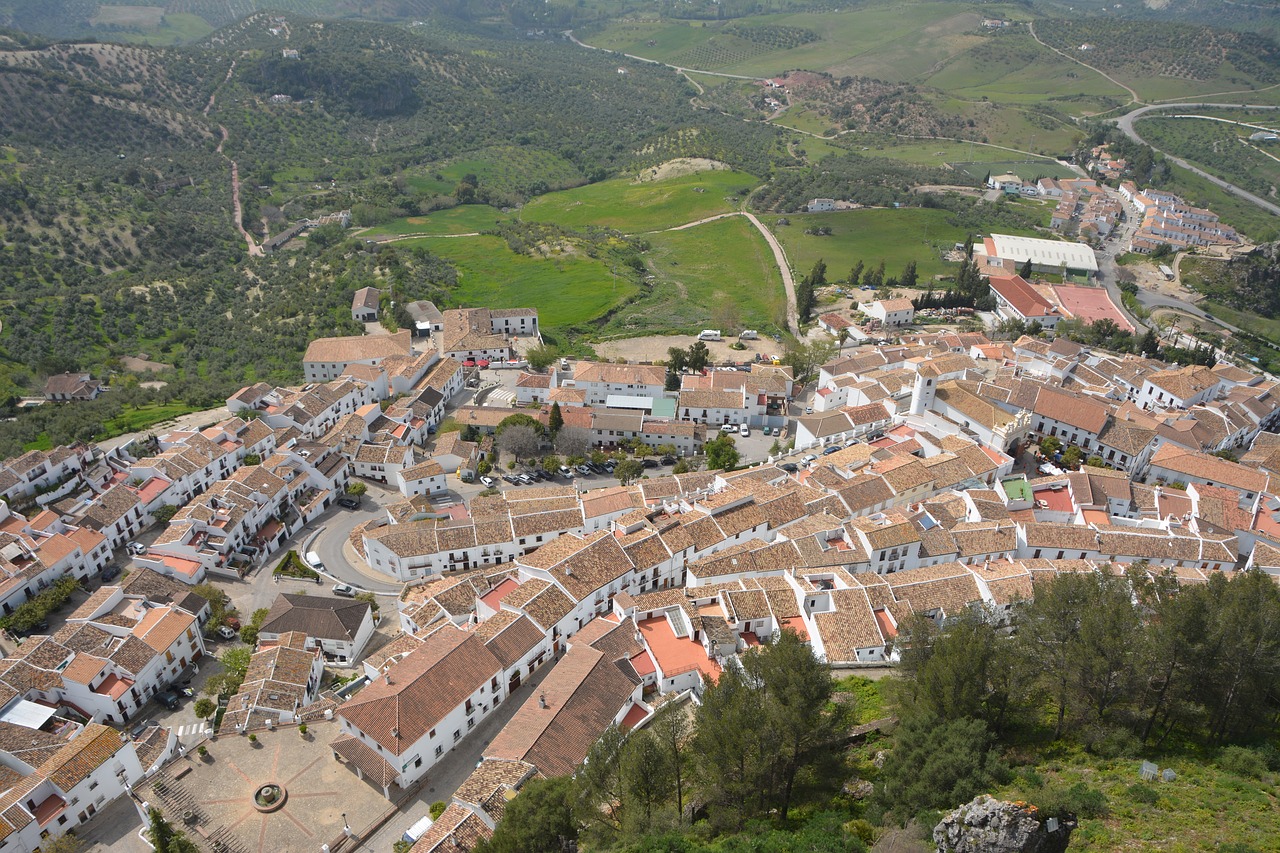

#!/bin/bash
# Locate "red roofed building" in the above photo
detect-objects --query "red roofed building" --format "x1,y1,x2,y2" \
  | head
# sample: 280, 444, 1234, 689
989, 275, 1061, 331
334, 627, 506, 797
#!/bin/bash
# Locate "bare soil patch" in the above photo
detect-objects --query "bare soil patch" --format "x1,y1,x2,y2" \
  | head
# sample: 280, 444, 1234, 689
638, 158, 731, 182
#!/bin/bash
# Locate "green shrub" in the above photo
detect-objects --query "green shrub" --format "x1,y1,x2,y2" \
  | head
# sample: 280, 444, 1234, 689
1035, 782, 1109, 820
1126, 783, 1158, 805
429, 801, 447, 820
1218, 746, 1269, 779
1081, 724, 1140, 759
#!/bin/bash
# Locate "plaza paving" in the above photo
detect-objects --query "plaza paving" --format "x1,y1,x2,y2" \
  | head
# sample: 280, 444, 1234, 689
141, 719, 388, 853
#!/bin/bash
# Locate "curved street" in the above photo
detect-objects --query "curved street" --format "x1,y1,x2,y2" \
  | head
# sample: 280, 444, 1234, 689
1114, 103, 1280, 218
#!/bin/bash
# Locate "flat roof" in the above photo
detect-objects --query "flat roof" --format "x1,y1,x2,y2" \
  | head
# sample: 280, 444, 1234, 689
606, 394, 655, 411
986, 233, 1098, 272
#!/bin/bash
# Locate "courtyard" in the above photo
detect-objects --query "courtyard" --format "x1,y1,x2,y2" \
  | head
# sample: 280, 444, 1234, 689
139, 719, 389, 853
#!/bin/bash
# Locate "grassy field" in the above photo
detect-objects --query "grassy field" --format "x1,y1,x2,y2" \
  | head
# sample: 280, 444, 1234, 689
767, 208, 975, 285
923, 32, 1127, 107
598, 215, 787, 336
404, 235, 632, 330
521, 170, 758, 232
937, 98, 1083, 156
95, 402, 202, 440
953, 159, 1078, 181
582, 3, 1012, 80
358, 206, 511, 238
996, 746, 1280, 851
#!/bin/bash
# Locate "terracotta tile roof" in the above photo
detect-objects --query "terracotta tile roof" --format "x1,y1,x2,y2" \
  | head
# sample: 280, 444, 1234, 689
340, 629, 502, 755
484, 644, 637, 777
1145, 365, 1219, 401
36, 723, 125, 790
885, 562, 985, 617
989, 274, 1059, 319
1150, 444, 1268, 493
410, 802, 493, 853
473, 612, 544, 669
262, 594, 370, 642
813, 588, 884, 660
304, 330, 412, 365
1033, 386, 1109, 434
331, 733, 400, 787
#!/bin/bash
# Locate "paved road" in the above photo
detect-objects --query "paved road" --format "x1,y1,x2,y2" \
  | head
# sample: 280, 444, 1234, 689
1114, 103, 1280, 218
743, 212, 800, 337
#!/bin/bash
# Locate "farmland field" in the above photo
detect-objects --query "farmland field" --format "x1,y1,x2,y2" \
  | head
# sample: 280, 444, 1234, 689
952, 159, 1079, 181
521, 170, 758, 232
358, 206, 510, 238
599, 216, 787, 336
403, 235, 634, 330
923, 33, 1127, 107
581, 4, 1016, 81
766, 208, 973, 285
403, 146, 586, 202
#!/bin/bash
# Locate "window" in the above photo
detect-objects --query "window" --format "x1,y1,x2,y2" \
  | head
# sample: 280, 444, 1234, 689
435, 745, 443, 758
453, 730, 460, 742
468, 717, 475, 730
414, 757, 422, 768
429, 728, 436, 739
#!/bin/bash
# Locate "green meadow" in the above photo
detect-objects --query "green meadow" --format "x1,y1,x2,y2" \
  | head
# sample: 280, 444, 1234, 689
600, 215, 788, 336
358, 206, 511, 238
401, 235, 633, 329
767, 208, 974, 285
521, 170, 758, 232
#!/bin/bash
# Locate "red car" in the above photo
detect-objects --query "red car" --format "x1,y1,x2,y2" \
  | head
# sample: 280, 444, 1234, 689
462, 359, 477, 367
477, 359, 490, 368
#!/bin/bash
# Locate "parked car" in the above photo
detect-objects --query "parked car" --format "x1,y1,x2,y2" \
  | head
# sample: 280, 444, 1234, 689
158, 691, 181, 711
641, 458, 659, 469
822, 445, 842, 455
804, 406, 813, 415
127, 541, 146, 556
337, 496, 360, 509
559, 465, 573, 477
480, 476, 495, 488
216, 625, 237, 640
779, 462, 799, 473
603, 461, 616, 474
720, 423, 736, 433
332, 583, 357, 598
660, 455, 677, 466
801, 454, 818, 464
762, 426, 772, 437
100, 565, 122, 582
517, 474, 534, 485
305, 552, 324, 572
224, 616, 242, 630
577, 464, 592, 476
739, 424, 750, 437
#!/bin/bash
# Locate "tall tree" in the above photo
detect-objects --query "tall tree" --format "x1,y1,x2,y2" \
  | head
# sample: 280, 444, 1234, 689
649, 702, 692, 825
685, 341, 711, 373
847, 260, 864, 289
900, 260, 918, 289
547, 401, 564, 436
477, 776, 577, 853
704, 434, 739, 471
1019, 257, 1034, 279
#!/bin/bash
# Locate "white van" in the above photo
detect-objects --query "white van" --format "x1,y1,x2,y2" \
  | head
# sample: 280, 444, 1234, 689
739, 330, 759, 340
698, 330, 722, 341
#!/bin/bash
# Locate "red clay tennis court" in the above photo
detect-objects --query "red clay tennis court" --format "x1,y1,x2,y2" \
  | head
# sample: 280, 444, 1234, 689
1052, 284, 1134, 333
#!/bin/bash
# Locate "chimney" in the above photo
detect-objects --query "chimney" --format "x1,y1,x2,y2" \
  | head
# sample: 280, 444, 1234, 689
386, 673, 393, 685
539, 694, 547, 709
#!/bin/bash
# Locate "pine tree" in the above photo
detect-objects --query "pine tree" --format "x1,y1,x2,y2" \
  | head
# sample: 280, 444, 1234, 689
1019, 258, 1033, 280
548, 402, 563, 436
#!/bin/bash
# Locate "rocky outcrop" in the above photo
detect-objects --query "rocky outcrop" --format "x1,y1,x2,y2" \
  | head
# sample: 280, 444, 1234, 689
933, 795, 1075, 853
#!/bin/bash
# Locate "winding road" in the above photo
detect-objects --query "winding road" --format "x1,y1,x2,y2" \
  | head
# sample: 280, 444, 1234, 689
1114, 103, 1280, 218
1028, 20, 1139, 106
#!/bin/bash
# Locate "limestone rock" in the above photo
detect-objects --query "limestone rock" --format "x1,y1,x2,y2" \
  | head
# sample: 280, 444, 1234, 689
933, 794, 1075, 853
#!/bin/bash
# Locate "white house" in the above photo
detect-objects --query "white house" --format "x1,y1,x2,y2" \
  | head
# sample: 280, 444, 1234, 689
396, 460, 447, 498
0, 723, 145, 852
333, 629, 506, 798
259, 594, 375, 668
351, 287, 381, 322
860, 298, 916, 328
